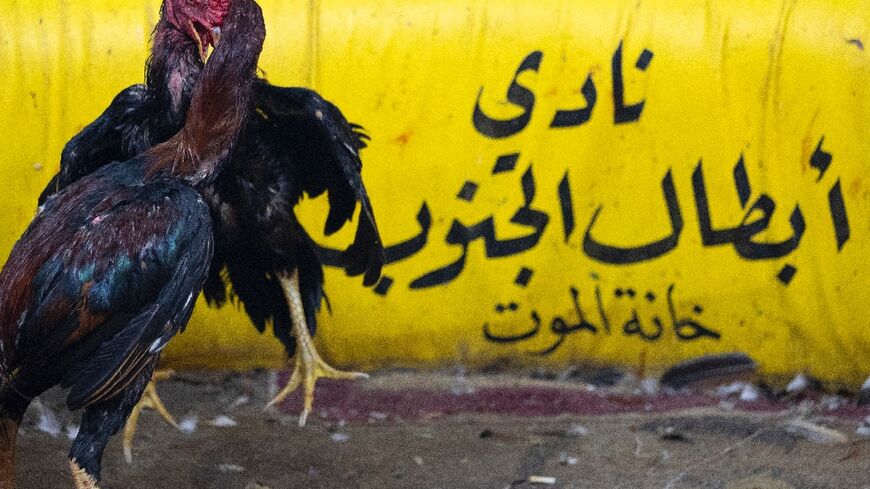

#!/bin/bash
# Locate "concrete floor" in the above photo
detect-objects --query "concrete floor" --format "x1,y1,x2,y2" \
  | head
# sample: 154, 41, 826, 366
12, 370, 870, 489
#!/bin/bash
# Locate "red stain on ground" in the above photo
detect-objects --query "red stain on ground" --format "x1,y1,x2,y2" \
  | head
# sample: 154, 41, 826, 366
274, 377, 869, 423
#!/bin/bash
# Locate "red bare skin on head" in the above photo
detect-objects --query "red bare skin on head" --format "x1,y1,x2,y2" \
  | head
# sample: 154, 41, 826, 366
206, 0, 232, 26
163, 0, 232, 56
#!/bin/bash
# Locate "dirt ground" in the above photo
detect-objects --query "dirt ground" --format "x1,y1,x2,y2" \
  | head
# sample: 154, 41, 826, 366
12, 369, 870, 489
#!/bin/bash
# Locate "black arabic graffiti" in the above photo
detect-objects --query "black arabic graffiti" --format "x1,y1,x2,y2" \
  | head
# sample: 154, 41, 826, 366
483, 283, 719, 355
582, 169, 684, 264
612, 41, 654, 124
409, 166, 549, 289
313, 39, 851, 297
812, 139, 850, 251
474, 40, 654, 138
551, 74, 597, 128
473, 51, 543, 138
315, 141, 850, 294
692, 158, 807, 260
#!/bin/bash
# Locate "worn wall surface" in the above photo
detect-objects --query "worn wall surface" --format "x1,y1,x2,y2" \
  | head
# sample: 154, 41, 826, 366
0, 0, 867, 385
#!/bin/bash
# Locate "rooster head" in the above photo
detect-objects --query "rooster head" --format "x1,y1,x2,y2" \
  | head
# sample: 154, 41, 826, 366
164, 0, 232, 61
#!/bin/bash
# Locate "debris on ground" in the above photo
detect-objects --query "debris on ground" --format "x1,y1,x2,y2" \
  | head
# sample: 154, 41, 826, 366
859, 376, 870, 406
738, 384, 761, 402
660, 352, 757, 389
565, 423, 589, 437
527, 475, 557, 485
715, 381, 763, 403
450, 366, 476, 395
659, 426, 689, 442
784, 374, 824, 399
208, 415, 239, 427
368, 411, 388, 421
330, 432, 350, 443
228, 395, 250, 410
640, 378, 660, 395
786, 374, 813, 393
820, 394, 848, 412
13, 369, 869, 489
558, 452, 578, 466
784, 419, 848, 444
715, 382, 749, 398
178, 414, 199, 434
32, 399, 62, 437
589, 367, 625, 387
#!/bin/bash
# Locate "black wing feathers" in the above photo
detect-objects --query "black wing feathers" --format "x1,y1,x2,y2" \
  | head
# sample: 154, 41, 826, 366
254, 82, 384, 285
16, 176, 213, 409
38, 85, 151, 206
67, 242, 210, 409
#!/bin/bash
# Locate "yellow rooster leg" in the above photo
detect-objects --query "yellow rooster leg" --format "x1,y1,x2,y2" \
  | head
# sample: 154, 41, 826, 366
0, 418, 17, 489
69, 459, 99, 489
121, 369, 179, 463
265, 269, 369, 426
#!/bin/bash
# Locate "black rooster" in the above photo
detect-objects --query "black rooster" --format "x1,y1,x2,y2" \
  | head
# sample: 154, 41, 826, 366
39, 0, 384, 432
0, 0, 264, 487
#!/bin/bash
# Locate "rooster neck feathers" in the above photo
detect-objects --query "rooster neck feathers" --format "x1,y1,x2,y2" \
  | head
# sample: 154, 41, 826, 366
147, 20, 204, 124
145, 1, 265, 187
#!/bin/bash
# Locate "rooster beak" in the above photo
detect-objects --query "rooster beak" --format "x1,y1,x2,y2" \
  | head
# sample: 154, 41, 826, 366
189, 20, 207, 62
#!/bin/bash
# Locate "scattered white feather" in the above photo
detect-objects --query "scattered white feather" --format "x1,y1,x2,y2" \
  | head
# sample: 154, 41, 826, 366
218, 463, 245, 473
65, 425, 79, 440
820, 395, 847, 411
857, 417, 870, 438
715, 382, 749, 397
33, 399, 61, 437
558, 452, 578, 466
528, 475, 556, 485
738, 384, 760, 402
450, 367, 475, 395
640, 378, 659, 395
228, 395, 250, 410
179, 415, 199, 434
267, 371, 279, 399
786, 374, 811, 393
566, 424, 589, 437
208, 415, 238, 428
330, 432, 350, 443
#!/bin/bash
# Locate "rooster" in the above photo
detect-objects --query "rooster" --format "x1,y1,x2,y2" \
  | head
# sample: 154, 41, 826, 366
0, 0, 263, 487
39, 0, 384, 438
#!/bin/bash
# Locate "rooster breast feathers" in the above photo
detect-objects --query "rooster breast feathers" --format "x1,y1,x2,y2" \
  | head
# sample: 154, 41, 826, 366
0, 162, 213, 410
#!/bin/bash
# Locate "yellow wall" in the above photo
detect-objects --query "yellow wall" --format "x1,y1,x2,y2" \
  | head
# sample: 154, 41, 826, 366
0, 0, 867, 385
